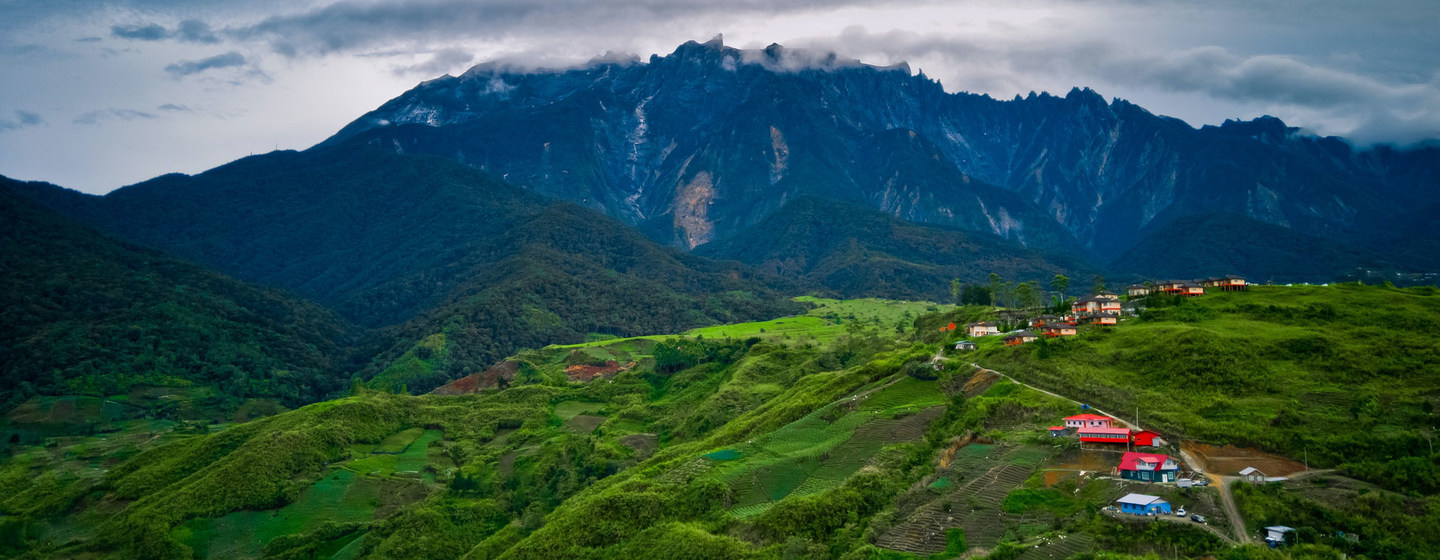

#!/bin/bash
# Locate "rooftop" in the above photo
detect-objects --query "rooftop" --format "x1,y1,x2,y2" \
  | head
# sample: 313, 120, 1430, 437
1117, 493, 1167, 506
1119, 452, 1172, 471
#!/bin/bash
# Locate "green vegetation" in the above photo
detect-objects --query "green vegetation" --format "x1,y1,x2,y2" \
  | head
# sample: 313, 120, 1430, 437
977, 284, 1440, 494
4, 287, 1439, 559
0, 178, 356, 415
695, 197, 1096, 304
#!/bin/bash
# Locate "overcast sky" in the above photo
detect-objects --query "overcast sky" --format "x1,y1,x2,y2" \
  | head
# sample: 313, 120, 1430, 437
2, 0, 1438, 194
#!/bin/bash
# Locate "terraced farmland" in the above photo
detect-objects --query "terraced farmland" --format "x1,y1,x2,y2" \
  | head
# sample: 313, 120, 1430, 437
707, 376, 947, 518
878, 445, 1052, 554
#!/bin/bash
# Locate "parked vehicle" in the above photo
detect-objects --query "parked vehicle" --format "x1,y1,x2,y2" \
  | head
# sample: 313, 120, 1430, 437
1175, 507, 1187, 517
1192, 478, 1210, 486
1192, 514, 1206, 523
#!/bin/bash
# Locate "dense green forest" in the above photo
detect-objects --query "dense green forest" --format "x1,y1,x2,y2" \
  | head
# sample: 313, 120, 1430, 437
696, 197, 1098, 303
4, 149, 805, 395
4, 287, 1435, 559
0, 178, 357, 415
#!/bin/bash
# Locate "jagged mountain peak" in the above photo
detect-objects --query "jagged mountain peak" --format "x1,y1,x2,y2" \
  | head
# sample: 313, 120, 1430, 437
319, 38, 1439, 278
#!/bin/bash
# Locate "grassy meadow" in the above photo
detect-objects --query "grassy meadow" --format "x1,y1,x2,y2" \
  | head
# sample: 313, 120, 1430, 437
3, 289, 1438, 560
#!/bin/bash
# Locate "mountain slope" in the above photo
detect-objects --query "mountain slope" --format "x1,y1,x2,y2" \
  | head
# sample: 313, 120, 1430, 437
5, 287, 1436, 560
1110, 213, 1397, 283
696, 197, 1099, 301
6, 148, 803, 389
328, 37, 1440, 270
0, 178, 355, 412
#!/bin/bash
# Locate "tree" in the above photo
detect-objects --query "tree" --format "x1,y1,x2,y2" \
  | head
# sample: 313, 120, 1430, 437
949, 278, 962, 305
988, 273, 1001, 307
1050, 274, 1070, 301
1014, 282, 1035, 310
1092, 274, 1107, 294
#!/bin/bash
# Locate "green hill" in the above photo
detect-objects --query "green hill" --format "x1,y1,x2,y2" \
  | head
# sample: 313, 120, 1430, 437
3, 289, 1438, 560
0, 178, 356, 417
1110, 213, 1397, 283
696, 197, 1099, 302
974, 284, 1440, 492
4, 147, 803, 393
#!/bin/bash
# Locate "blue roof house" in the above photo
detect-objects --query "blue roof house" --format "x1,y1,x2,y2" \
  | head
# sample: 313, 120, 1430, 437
1117, 493, 1171, 515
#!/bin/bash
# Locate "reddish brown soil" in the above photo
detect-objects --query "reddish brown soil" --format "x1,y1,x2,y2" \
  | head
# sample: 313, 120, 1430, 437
1182, 442, 1308, 477
565, 361, 634, 382
430, 361, 519, 395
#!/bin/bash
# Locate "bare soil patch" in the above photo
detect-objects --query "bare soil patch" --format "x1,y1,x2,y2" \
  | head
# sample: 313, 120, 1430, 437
1182, 442, 1307, 477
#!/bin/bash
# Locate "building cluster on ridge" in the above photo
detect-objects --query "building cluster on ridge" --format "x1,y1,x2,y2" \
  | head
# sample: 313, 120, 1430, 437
951, 275, 1248, 350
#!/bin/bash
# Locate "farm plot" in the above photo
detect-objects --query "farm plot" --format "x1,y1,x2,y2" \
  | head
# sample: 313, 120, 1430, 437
345, 429, 444, 478
878, 445, 1051, 555
1182, 442, 1308, 477
175, 469, 382, 559
712, 377, 946, 517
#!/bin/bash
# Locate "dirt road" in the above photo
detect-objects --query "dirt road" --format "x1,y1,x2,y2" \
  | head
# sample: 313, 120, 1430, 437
968, 363, 1140, 430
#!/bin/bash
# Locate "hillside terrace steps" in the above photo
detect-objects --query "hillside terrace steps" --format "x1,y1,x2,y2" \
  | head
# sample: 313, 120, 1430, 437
876, 446, 1044, 554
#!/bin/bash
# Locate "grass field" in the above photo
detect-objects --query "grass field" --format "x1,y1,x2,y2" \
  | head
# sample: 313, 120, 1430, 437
974, 284, 1440, 486
175, 468, 381, 559
705, 375, 949, 517
550, 296, 951, 350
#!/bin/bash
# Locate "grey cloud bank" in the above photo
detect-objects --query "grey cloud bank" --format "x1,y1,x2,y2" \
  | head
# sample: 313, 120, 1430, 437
1, 0, 1438, 193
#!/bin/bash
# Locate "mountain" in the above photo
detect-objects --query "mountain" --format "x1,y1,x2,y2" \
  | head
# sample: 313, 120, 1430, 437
328, 36, 1440, 276
5, 147, 802, 391
0, 177, 356, 413
696, 197, 1099, 301
1110, 213, 1396, 283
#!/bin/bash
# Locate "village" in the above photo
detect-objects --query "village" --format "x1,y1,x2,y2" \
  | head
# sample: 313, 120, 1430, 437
937, 275, 1310, 549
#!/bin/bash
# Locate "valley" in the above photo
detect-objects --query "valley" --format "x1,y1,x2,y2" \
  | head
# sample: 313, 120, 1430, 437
3, 285, 1436, 559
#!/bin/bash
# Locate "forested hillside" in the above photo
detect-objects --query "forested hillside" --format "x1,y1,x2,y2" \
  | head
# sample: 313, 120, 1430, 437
0, 178, 356, 413
4, 148, 803, 392
696, 197, 1098, 302
5, 287, 1435, 559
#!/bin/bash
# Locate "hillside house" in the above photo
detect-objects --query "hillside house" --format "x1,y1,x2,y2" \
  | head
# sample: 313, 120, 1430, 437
1127, 284, 1151, 297
1117, 493, 1171, 515
1082, 312, 1119, 326
1239, 467, 1267, 483
1157, 280, 1187, 294
1079, 426, 1132, 443
1072, 297, 1123, 314
1131, 430, 1162, 446
1095, 290, 1120, 301
1003, 330, 1038, 346
1213, 275, 1248, 291
1030, 314, 1061, 327
1118, 452, 1180, 482
1048, 426, 1073, 437
1064, 413, 1113, 429
954, 340, 977, 351
1181, 282, 1205, 296
1040, 324, 1078, 337
966, 322, 1000, 337
1265, 526, 1295, 546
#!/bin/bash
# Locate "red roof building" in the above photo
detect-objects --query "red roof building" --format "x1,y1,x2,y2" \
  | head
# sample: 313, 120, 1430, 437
1117, 452, 1179, 482
1131, 430, 1162, 446
1064, 414, 1114, 429
1078, 426, 1131, 443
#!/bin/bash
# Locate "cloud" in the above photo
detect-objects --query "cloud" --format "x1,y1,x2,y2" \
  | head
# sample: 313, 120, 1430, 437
111, 23, 168, 41
164, 51, 247, 76
795, 27, 1440, 145
73, 108, 156, 125
111, 19, 220, 44
395, 47, 474, 76
176, 20, 220, 44
157, 103, 192, 112
228, 0, 877, 57
0, 110, 44, 132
